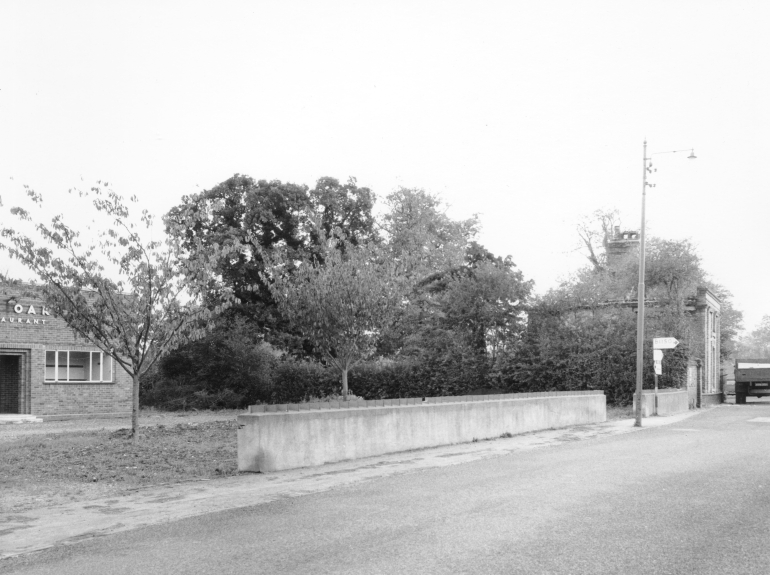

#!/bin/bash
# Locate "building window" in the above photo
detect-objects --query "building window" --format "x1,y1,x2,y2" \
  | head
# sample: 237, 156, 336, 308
45, 350, 113, 383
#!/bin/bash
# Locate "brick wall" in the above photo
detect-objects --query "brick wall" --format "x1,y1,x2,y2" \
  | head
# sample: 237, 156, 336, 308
0, 290, 132, 417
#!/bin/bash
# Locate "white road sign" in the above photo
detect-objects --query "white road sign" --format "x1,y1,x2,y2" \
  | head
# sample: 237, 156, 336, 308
654, 360, 663, 375
653, 349, 663, 361
653, 337, 679, 349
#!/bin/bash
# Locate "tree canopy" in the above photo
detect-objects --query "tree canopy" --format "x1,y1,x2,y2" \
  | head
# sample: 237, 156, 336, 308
263, 227, 408, 397
164, 175, 379, 352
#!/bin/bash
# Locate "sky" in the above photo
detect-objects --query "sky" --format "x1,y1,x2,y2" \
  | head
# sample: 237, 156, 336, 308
1, 1, 769, 332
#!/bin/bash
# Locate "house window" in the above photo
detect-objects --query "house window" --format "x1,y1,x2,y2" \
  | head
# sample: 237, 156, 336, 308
45, 350, 113, 382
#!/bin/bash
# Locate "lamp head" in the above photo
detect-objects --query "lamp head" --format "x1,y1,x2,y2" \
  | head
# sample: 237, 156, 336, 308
688, 149, 697, 160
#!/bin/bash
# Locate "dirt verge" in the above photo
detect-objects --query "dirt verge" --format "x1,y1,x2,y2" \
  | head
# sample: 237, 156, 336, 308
0, 410, 241, 514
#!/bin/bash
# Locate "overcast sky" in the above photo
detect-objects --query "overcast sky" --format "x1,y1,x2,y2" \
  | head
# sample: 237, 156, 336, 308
2, 1, 769, 332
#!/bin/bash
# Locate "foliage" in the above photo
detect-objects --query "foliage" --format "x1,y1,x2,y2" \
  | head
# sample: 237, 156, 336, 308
736, 315, 770, 359
0, 184, 237, 436
159, 179, 532, 405
397, 247, 532, 374
499, 300, 690, 405
263, 227, 408, 396
378, 188, 531, 386
309, 176, 378, 248
141, 319, 277, 410
164, 175, 379, 353
381, 187, 477, 279
570, 210, 742, 364
141, 354, 505, 410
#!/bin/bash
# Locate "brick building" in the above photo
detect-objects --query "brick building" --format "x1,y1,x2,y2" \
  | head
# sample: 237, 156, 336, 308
0, 284, 132, 419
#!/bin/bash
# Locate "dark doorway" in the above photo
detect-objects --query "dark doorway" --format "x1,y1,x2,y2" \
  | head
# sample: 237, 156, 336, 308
0, 355, 21, 414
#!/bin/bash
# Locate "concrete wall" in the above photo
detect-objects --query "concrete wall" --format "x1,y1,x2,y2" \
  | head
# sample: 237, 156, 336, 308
238, 391, 606, 472
633, 389, 689, 417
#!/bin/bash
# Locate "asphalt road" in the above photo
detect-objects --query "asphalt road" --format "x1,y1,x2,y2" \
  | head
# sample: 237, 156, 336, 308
5, 403, 770, 575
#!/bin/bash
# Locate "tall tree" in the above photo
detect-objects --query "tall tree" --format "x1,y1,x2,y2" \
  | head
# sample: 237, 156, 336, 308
309, 177, 378, 249
382, 187, 477, 279
0, 184, 236, 436
165, 175, 379, 348
165, 176, 309, 333
412, 246, 531, 357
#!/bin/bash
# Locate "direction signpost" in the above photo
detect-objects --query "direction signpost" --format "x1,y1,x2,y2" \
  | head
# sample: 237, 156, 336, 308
651, 338, 679, 415
653, 337, 679, 349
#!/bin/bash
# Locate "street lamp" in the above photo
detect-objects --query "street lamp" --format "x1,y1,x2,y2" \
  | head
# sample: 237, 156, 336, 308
634, 141, 697, 428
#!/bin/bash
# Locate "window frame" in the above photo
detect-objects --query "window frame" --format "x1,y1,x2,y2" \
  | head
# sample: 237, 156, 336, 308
44, 350, 114, 383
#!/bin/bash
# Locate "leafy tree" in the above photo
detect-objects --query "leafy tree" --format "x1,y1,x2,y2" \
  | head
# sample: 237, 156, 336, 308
736, 315, 770, 358
504, 299, 642, 403
263, 227, 408, 397
380, 240, 532, 392
165, 175, 379, 350
410, 248, 531, 358
381, 187, 477, 279
377, 188, 483, 358
0, 184, 236, 436
309, 176, 378, 249
165, 176, 309, 338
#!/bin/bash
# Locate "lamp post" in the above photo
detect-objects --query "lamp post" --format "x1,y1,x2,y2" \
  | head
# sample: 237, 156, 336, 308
634, 141, 696, 428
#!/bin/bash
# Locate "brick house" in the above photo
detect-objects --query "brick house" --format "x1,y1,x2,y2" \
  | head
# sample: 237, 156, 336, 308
0, 283, 132, 419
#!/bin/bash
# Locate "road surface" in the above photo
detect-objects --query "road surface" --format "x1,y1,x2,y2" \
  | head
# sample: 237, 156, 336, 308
4, 403, 770, 574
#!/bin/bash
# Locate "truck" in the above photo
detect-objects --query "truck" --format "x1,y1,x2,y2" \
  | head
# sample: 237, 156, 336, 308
734, 359, 770, 404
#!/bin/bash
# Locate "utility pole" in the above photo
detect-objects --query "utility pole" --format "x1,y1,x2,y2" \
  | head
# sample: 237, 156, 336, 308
634, 141, 648, 428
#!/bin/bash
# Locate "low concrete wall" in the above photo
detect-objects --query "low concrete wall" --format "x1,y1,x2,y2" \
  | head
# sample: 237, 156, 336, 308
633, 389, 689, 417
238, 391, 606, 472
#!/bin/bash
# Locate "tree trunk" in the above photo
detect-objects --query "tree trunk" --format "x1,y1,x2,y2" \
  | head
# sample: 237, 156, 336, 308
131, 372, 140, 439
341, 368, 348, 399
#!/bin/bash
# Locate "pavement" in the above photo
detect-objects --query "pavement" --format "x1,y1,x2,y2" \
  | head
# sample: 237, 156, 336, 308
0, 409, 704, 560
0, 415, 43, 425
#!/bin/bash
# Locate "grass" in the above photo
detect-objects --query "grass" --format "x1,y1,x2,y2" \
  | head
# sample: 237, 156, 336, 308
0, 420, 239, 513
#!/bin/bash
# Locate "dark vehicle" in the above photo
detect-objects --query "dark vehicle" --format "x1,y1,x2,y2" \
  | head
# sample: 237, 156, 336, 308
734, 359, 770, 404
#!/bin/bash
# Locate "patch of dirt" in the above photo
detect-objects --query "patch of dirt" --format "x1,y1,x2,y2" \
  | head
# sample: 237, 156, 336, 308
0, 414, 241, 514
0, 409, 242, 442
